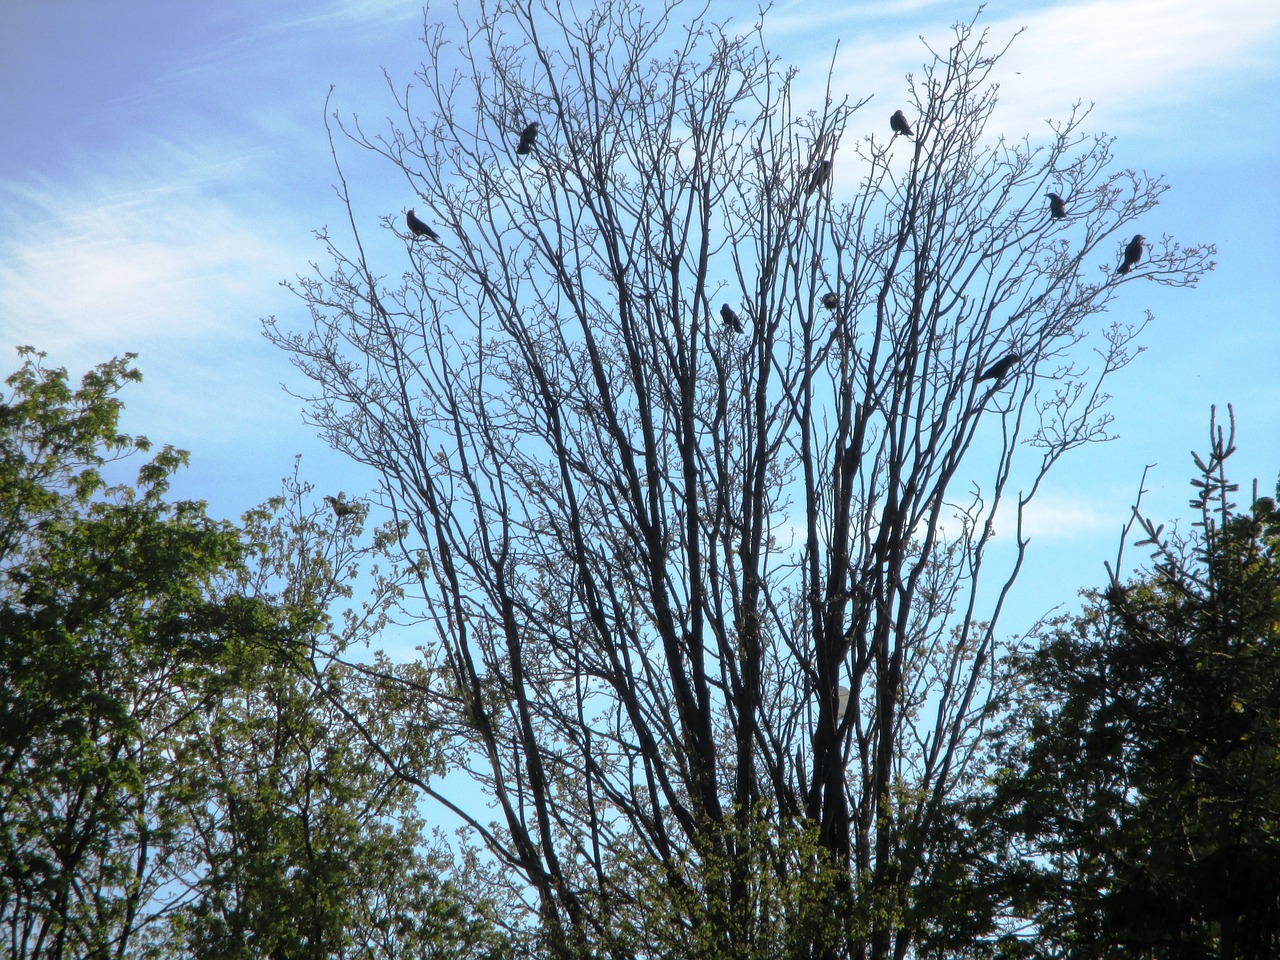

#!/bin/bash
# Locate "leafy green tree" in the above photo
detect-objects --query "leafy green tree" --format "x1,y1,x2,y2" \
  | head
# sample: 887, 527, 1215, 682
0, 347, 278, 959
162, 477, 512, 960
985, 408, 1280, 959
168, 653, 511, 960
1, 350, 506, 959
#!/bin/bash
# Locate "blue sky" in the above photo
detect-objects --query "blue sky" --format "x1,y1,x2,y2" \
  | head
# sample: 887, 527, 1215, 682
3, 0, 1279, 634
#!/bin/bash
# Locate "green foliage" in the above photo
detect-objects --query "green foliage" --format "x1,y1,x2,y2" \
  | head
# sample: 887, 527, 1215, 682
985, 421, 1280, 959
597, 810, 854, 960
0, 349, 508, 959
166, 639, 511, 960
0, 348, 280, 959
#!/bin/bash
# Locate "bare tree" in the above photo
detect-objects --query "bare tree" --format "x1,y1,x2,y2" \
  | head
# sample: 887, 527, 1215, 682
266, 1, 1214, 956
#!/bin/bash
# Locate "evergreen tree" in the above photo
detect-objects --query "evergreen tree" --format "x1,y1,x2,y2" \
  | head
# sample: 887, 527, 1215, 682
987, 409, 1280, 959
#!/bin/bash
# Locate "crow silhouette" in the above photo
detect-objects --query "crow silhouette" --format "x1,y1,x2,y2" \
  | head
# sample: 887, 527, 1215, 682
977, 352, 1021, 384
890, 110, 914, 138
1047, 192, 1067, 219
1117, 234, 1145, 275
806, 159, 832, 195
324, 496, 359, 519
516, 121, 539, 155
721, 303, 743, 333
406, 209, 440, 242
820, 292, 839, 311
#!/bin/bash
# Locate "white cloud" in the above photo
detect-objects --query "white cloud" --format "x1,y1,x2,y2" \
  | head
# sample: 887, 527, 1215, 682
1014, 491, 1113, 540
0, 125, 320, 462
983, 0, 1280, 134
763, 0, 1280, 145
231, 0, 422, 53
0, 135, 298, 357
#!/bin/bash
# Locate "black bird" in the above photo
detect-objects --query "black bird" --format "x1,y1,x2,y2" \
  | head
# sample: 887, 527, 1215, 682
516, 121, 540, 155
406, 209, 440, 242
1116, 234, 1145, 275
1046, 192, 1067, 219
977, 352, 1021, 384
720, 303, 743, 333
324, 496, 358, 519
890, 110, 914, 138
820, 292, 840, 311
806, 159, 832, 195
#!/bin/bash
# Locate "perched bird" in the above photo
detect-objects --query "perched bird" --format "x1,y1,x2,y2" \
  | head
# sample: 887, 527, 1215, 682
516, 121, 540, 155
720, 303, 743, 333
977, 352, 1021, 384
1046, 192, 1067, 220
1116, 234, 1145, 275
820, 292, 840, 311
324, 496, 358, 519
806, 159, 832, 195
406, 209, 440, 242
890, 110, 914, 138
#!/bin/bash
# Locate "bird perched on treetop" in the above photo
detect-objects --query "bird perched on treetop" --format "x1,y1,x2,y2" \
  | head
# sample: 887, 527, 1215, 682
516, 121, 539, 155
977, 352, 1021, 384
720, 303, 743, 333
1116, 234, 1145, 275
820, 292, 839, 311
1046, 192, 1067, 220
324, 496, 358, 519
805, 160, 832, 195
890, 110, 914, 138
406, 209, 440, 242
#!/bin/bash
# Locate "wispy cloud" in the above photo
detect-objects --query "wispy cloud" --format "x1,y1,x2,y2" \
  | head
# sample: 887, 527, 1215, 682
0, 135, 297, 356
0, 121, 318, 459
0, 0, 431, 463
769, 0, 1280, 145
256, 0, 422, 34
983, 0, 1280, 135
1018, 491, 1114, 540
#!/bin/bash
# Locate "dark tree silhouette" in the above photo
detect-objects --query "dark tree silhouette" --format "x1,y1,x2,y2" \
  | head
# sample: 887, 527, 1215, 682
983, 408, 1280, 960
268, 2, 1215, 957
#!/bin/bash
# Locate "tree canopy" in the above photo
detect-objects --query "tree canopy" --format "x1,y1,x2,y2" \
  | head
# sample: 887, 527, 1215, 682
1, 348, 263, 959
266, 1, 1214, 957
0, 349, 508, 960
984, 409, 1280, 959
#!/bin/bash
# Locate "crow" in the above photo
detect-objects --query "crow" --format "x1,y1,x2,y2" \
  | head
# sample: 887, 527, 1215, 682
806, 159, 832, 195
720, 303, 743, 333
1117, 234, 1145, 275
516, 121, 540, 155
406, 209, 440, 242
324, 496, 359, 519
820, 292, 840, 311
977, 352, 1021, 384
1047, 192, 1067, 219
890, 110, 914, 138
